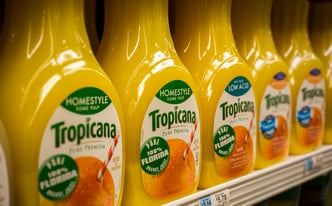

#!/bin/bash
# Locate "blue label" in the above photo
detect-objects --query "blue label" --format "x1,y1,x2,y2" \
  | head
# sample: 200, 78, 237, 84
274, 72, 286, 81
199, 195, 212, 206
310, 69, 321, 76
305, 158, 313, 171
225, 76, 251, 97
297, 106, 312, 128
260, 115, 276, 139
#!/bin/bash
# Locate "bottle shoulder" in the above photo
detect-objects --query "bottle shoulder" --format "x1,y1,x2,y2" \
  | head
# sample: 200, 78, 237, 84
246, 51, 289, 76
101, 49, 197, 94
0, 51, 122, 126
204, 55, 252, 82
286, 50, 324, 74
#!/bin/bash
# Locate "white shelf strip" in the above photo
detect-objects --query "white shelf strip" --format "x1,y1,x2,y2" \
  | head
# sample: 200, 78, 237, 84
164, 145, 332, 206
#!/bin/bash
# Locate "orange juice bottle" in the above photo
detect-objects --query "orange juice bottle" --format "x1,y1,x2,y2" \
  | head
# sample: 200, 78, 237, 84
309, 0, 332, 144
97, 0, 201, 204
232, 0, 291, 168
0, 120, 13, 206
272, 0, 325, 154
173, 0, 256, 188
0, 0, 125, 205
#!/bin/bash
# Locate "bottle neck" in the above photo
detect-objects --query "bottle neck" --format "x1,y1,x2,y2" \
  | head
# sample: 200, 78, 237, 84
232, 0, 277, 61
173, 0, 236, 57
272, 0, 312, 55
102, 0, 174, 56
1, 0, 91, 54
309, 2, 332, 56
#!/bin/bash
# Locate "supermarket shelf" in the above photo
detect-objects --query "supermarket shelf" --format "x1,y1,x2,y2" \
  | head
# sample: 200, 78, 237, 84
164, 145, 332, 206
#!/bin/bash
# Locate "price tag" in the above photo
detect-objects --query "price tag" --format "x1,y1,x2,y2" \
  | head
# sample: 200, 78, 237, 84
305, 154, 323, 175
211, 190, 230, 206
197, 190, 230, 206
199, 195, 212, 206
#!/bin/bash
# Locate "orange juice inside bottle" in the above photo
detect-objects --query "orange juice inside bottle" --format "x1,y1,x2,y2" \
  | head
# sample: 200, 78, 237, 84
232, 0, 291, 168
309, 0, 332, 144
173, 0, 256, 188
84, 0, 100, 54
0, 120, 13, 206
0, 0, 125, 205
272, 0, 325, 154
97, 0, 201, 204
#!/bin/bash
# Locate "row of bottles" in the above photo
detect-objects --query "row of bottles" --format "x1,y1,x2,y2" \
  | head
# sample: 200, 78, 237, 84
0, 0, 331, 205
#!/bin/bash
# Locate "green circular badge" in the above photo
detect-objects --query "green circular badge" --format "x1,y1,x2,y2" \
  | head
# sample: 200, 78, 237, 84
140, 136, 170, 175
214, 125, 236, 157
39, 154, 79, 201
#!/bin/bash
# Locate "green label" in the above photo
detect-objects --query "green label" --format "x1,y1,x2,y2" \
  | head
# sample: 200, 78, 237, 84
156, 80, 193, 104
226, 76, 251, 97
214, 125, 236, 157
61, 87, 112, 115
140, 137, 170, 175
39, 154, 79, 201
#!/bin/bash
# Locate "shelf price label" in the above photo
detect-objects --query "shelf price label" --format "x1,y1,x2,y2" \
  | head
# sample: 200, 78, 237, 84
211, 190, 230, 206
305, 154, 323, 175
199, 196, 212, 206
197, 190, 230, 206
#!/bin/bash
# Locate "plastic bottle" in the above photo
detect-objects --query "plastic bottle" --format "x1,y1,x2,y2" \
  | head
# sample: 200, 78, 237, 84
173, 0, 256, 188
0, 0, 125, 205
309, 0, 332, 144
0, 120, 12, 206
97, 0, 201, 204
272, 0, 325, 154
232, 0, 291, 168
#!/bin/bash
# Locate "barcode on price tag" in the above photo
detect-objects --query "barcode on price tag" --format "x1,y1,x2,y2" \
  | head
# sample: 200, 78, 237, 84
305, 154, 323, 175
198, 190, 230, 206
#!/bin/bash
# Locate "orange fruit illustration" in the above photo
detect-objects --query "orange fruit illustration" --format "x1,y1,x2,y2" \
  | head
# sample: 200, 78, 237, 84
260, 115, 289, 160
40, 156, 115, 206
61, 157, 115, 206
215, 125, 253, 178
296, 106, 323, 146
142, 138, 196, 199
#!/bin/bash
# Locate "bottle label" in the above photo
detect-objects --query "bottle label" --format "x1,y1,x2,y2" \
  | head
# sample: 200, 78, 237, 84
38, 87, 123, 206
259, 72, 291, 160
296, 69, 325, 146
0, 144, 10, 206
140, 80, 200, 199
214, 76, 256, 178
